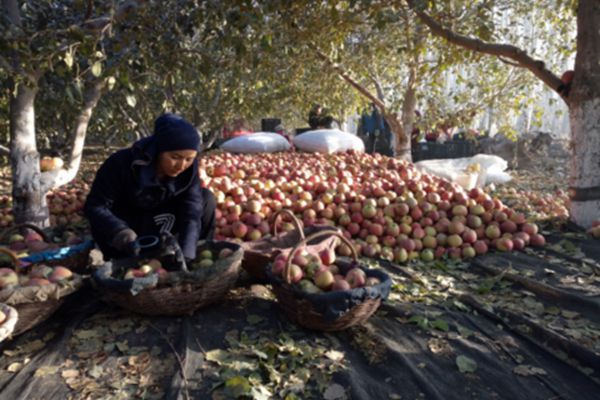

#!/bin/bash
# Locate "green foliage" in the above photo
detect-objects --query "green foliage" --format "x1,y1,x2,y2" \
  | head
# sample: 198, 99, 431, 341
0, 0, 577, 150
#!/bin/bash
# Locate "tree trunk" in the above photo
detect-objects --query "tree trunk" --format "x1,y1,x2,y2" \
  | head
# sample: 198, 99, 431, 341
383, 111, 410, 161
9, 82, 50, 227
567, 0, 600, 228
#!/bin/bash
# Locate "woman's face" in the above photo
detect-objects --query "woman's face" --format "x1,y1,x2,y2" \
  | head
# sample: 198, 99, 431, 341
156, 149, 198, 178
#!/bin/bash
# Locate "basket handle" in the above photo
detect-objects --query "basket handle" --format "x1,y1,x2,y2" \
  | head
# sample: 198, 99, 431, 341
283, 230, 358, 285
272, 209, 305, 239
0, 223, 50, 243
160, 232, 189, 272
0, 247, 20, 268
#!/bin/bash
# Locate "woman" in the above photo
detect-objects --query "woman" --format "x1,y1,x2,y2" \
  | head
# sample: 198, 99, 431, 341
84, 113, 216, 262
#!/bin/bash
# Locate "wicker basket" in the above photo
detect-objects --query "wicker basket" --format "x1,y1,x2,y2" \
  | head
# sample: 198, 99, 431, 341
0, 247, 84, 336
0, 303, 18, 342
0, 223, 92, 274
241, 209, 340, 280
94, 240, 243, 316
268, 230, 391, 331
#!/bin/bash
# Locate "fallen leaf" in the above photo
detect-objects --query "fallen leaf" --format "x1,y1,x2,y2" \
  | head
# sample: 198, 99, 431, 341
115, 341, 129, 353
205, 349, 229, 365
246, 314, 265, 325
561, 310, 579, 319
7, 362, 23, 372
513, 365, 547, 376
74, 329, 101, 340
224, 375, 252, 397
61, 369, 80, 379
88, 365, 104, 379
324, 350, 345, 362
432, 319, 449, 332
323, 383, 346, 400
34, 365, 59, 377
456, 355, 477, 373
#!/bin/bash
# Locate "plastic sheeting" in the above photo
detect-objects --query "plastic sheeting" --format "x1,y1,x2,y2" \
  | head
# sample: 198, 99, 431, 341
0, 237, 599, 400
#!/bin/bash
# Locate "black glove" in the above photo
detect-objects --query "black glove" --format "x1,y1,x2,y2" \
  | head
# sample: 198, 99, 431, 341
111, 229, 140, 256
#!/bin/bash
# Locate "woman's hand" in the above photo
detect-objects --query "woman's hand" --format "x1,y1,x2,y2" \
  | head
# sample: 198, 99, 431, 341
111, 229, 140, 256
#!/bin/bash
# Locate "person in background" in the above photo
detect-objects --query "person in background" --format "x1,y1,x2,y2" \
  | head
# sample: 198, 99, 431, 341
84, 113, 216, 262
225, 117, 253, 138
308, 104, 334, 129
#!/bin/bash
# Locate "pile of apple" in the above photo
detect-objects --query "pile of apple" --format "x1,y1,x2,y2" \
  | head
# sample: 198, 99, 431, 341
46, 181, 89, 227
495, 186, 569, 223
270, 246, 380, 294
0, 264, 75, 289
0, 179, 89, 229
199, 151, 546, 263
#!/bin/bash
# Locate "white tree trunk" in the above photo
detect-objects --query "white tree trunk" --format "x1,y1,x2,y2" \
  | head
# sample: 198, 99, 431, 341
568, 0, 600, 228
568, 98, 600, 227
9, 83, 50, 227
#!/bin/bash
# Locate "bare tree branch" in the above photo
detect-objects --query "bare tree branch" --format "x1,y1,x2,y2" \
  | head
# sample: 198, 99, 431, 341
0, 144, 9, 156
405, 0, 564, 97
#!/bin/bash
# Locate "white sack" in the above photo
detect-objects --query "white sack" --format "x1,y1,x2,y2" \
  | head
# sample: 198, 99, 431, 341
220, 132, 291, 154
414, 153, 512, 188
293, 129, 365, 154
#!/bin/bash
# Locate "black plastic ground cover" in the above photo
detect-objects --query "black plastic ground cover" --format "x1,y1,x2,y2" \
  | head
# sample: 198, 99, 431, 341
0, 238, 598, 400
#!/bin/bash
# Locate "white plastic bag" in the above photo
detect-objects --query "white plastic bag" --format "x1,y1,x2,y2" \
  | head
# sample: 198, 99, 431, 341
414, 153, 511, 187
293, 129, 365, 154
220, 132, 291, 154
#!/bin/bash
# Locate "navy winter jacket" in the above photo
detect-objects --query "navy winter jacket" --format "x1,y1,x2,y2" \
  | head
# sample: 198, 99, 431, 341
84, 137, 213, 261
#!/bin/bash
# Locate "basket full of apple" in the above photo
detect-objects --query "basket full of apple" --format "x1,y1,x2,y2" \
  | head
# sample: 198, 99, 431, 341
0, 247, 83, 336
241, 209, 341, 280
0, 223, 93, 274
92, 237, 243, 316
267, 230, 392, 331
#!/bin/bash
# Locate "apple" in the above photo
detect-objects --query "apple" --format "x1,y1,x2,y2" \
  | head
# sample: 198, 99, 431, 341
48, 266, 73, 282
332, 279, 351, 291
199, 249, 213, 259
485, 225, 501, 239
314, 269, 335, 290
197, 258, 214, 268
0, 268, 19, 289
139, 264, 153, 275
271, 258, 287, 277
147, 259, 162, 270
287, 264, 303, 283
8, 234, 24, 244
231, 221, 248, 238
218, 248, 234, 259
530, 234, 546, 247
319, 248, 336, 266
298, 279, 322, 294
420, 249, 434, 262
24, 278, 51, 286
346, 267, 366, 288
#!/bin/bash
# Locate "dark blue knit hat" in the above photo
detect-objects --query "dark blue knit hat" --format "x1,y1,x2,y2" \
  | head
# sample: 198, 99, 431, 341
153, 113, 201, 153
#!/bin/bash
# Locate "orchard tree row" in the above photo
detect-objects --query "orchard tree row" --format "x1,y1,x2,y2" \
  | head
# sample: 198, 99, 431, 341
2, 0, 596, 229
